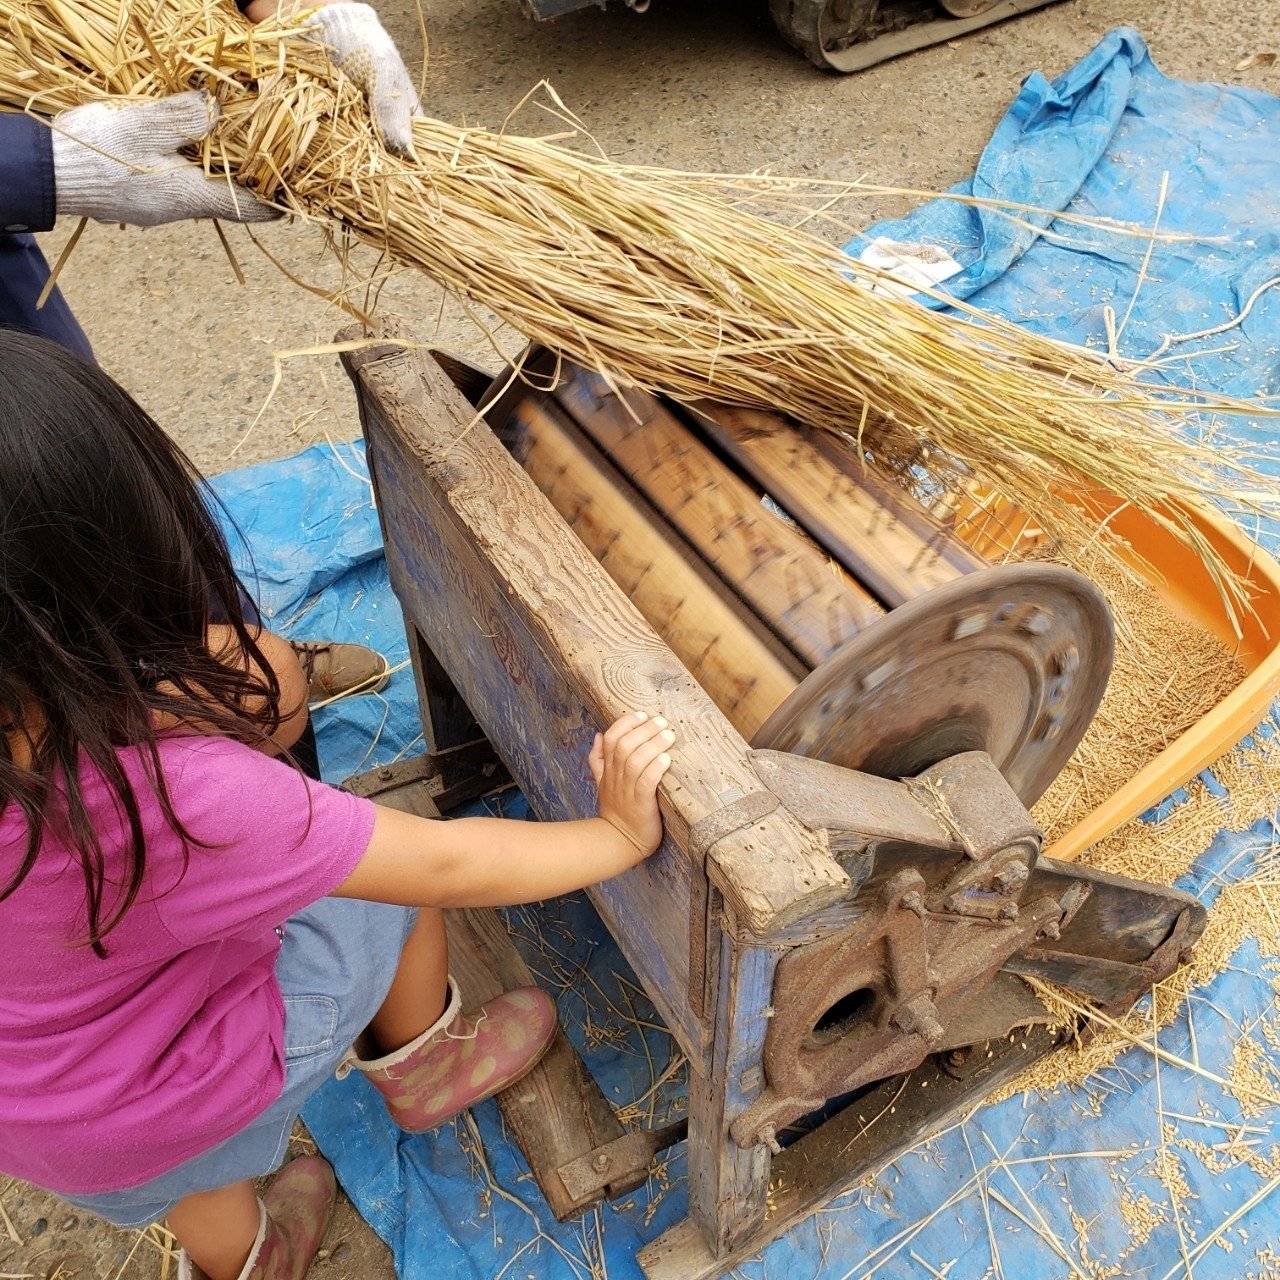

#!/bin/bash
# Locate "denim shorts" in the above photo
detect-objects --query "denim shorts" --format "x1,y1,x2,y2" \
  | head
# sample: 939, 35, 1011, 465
64, 897, 419, 1228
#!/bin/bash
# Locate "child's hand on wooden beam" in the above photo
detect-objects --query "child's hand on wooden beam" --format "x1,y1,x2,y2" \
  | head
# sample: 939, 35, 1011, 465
589, 711, 674, 861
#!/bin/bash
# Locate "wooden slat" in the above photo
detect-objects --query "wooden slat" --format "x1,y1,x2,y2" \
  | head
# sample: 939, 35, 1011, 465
689, 403, 984, 608
552, 370, 883, 669
514, 397, 801, 740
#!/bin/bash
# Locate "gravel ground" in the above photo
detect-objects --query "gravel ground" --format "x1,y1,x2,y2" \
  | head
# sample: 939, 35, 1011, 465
3, 2, 1276, 1278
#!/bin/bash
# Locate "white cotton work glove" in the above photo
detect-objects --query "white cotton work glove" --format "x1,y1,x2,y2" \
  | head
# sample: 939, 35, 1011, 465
51, 91, 281, 227
309, 3, 422, 155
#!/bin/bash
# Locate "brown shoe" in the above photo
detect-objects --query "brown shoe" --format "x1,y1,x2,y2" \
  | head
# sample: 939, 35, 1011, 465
291, 640, 390, 705
178, 1157, 336, 1280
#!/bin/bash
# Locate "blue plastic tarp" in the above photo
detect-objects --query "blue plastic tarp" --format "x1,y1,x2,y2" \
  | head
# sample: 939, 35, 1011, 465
207, 29, 1280, 1279
846, 27, 1280, 412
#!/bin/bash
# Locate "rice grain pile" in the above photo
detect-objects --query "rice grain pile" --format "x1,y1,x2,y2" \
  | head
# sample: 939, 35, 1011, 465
2, 0, 1278, 613
1003, 734, 1280, 1100
997, 546, 1278, 1103
1030, 543, 1248, 845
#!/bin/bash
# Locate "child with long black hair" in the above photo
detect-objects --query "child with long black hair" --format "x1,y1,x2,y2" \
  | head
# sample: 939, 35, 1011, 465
0, 330, 675, 1280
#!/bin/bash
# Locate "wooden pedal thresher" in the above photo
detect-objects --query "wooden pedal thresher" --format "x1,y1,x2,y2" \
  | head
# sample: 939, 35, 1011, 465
341, 327, 1205, 1278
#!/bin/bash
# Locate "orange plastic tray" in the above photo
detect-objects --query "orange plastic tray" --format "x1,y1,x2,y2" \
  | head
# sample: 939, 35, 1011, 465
957, 490, 1280, 862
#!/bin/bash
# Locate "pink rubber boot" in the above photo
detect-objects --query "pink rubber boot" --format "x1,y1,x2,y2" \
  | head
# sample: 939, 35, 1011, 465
177, 1157, 336, 1280
337, 977, 558, 1133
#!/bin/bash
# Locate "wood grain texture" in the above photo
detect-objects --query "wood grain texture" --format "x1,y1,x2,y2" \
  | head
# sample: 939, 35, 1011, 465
514, 397, 800, 739
344, 325, 848, 949
689, 403, 983, 608
552, 371, 882, 667
685, 933, 777, 1256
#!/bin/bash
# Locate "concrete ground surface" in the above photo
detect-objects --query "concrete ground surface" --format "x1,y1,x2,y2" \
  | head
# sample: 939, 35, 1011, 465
2, 1, 1276, 1278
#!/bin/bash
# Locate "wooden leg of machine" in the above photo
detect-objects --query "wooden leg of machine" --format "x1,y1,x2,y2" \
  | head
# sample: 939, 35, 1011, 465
683, 931, 776, 1258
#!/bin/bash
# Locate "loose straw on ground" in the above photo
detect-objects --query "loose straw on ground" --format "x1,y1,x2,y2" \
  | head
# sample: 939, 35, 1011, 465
3, 0, 1279, 619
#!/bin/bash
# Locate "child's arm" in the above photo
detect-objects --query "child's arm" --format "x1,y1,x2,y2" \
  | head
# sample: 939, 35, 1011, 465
333, 712, 675, 908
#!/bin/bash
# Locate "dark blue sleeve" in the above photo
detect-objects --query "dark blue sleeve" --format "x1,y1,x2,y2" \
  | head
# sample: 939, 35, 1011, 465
0, 113, 56, 233
0, 233, 94, 361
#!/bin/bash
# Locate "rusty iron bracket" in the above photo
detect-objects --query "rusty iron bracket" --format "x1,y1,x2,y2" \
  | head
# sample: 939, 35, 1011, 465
689, 790, 781, 858
729, 862, 1066, 1148
556, 1120, 689, 1203
341, 739, 509, 813
907, 752, 1042, 863
724, 749, 1206, 1149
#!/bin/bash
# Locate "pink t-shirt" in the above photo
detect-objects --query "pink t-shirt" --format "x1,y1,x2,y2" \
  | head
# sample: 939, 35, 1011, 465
0, 734, 376, 1195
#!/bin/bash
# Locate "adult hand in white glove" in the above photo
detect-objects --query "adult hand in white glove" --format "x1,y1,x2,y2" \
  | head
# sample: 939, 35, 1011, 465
52, 91, 280, 227
310, 3, 422, 155
245, 0, 421, 155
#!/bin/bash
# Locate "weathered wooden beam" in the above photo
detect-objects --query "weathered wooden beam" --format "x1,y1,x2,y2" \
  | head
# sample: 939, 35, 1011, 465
685, 932, 776, 1258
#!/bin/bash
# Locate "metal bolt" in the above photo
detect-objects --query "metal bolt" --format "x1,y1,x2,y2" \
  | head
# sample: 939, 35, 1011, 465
593, 1153, 611, 1172
861, 658, 898, 690
1039, 920, 1061, 941
901, 891, 928, 918
759, 1125, 783, 1155
993, 862, 1028, 893
999, 902, 1019, 921
952, 612, 988, 640
893, 994, 945, 1044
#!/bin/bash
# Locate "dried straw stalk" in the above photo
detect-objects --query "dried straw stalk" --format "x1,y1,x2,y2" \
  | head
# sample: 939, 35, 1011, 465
2, 0, 1276, 607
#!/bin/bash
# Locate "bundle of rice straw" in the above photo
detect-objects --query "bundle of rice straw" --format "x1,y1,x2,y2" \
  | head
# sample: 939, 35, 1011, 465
3, 0, 1275, 612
